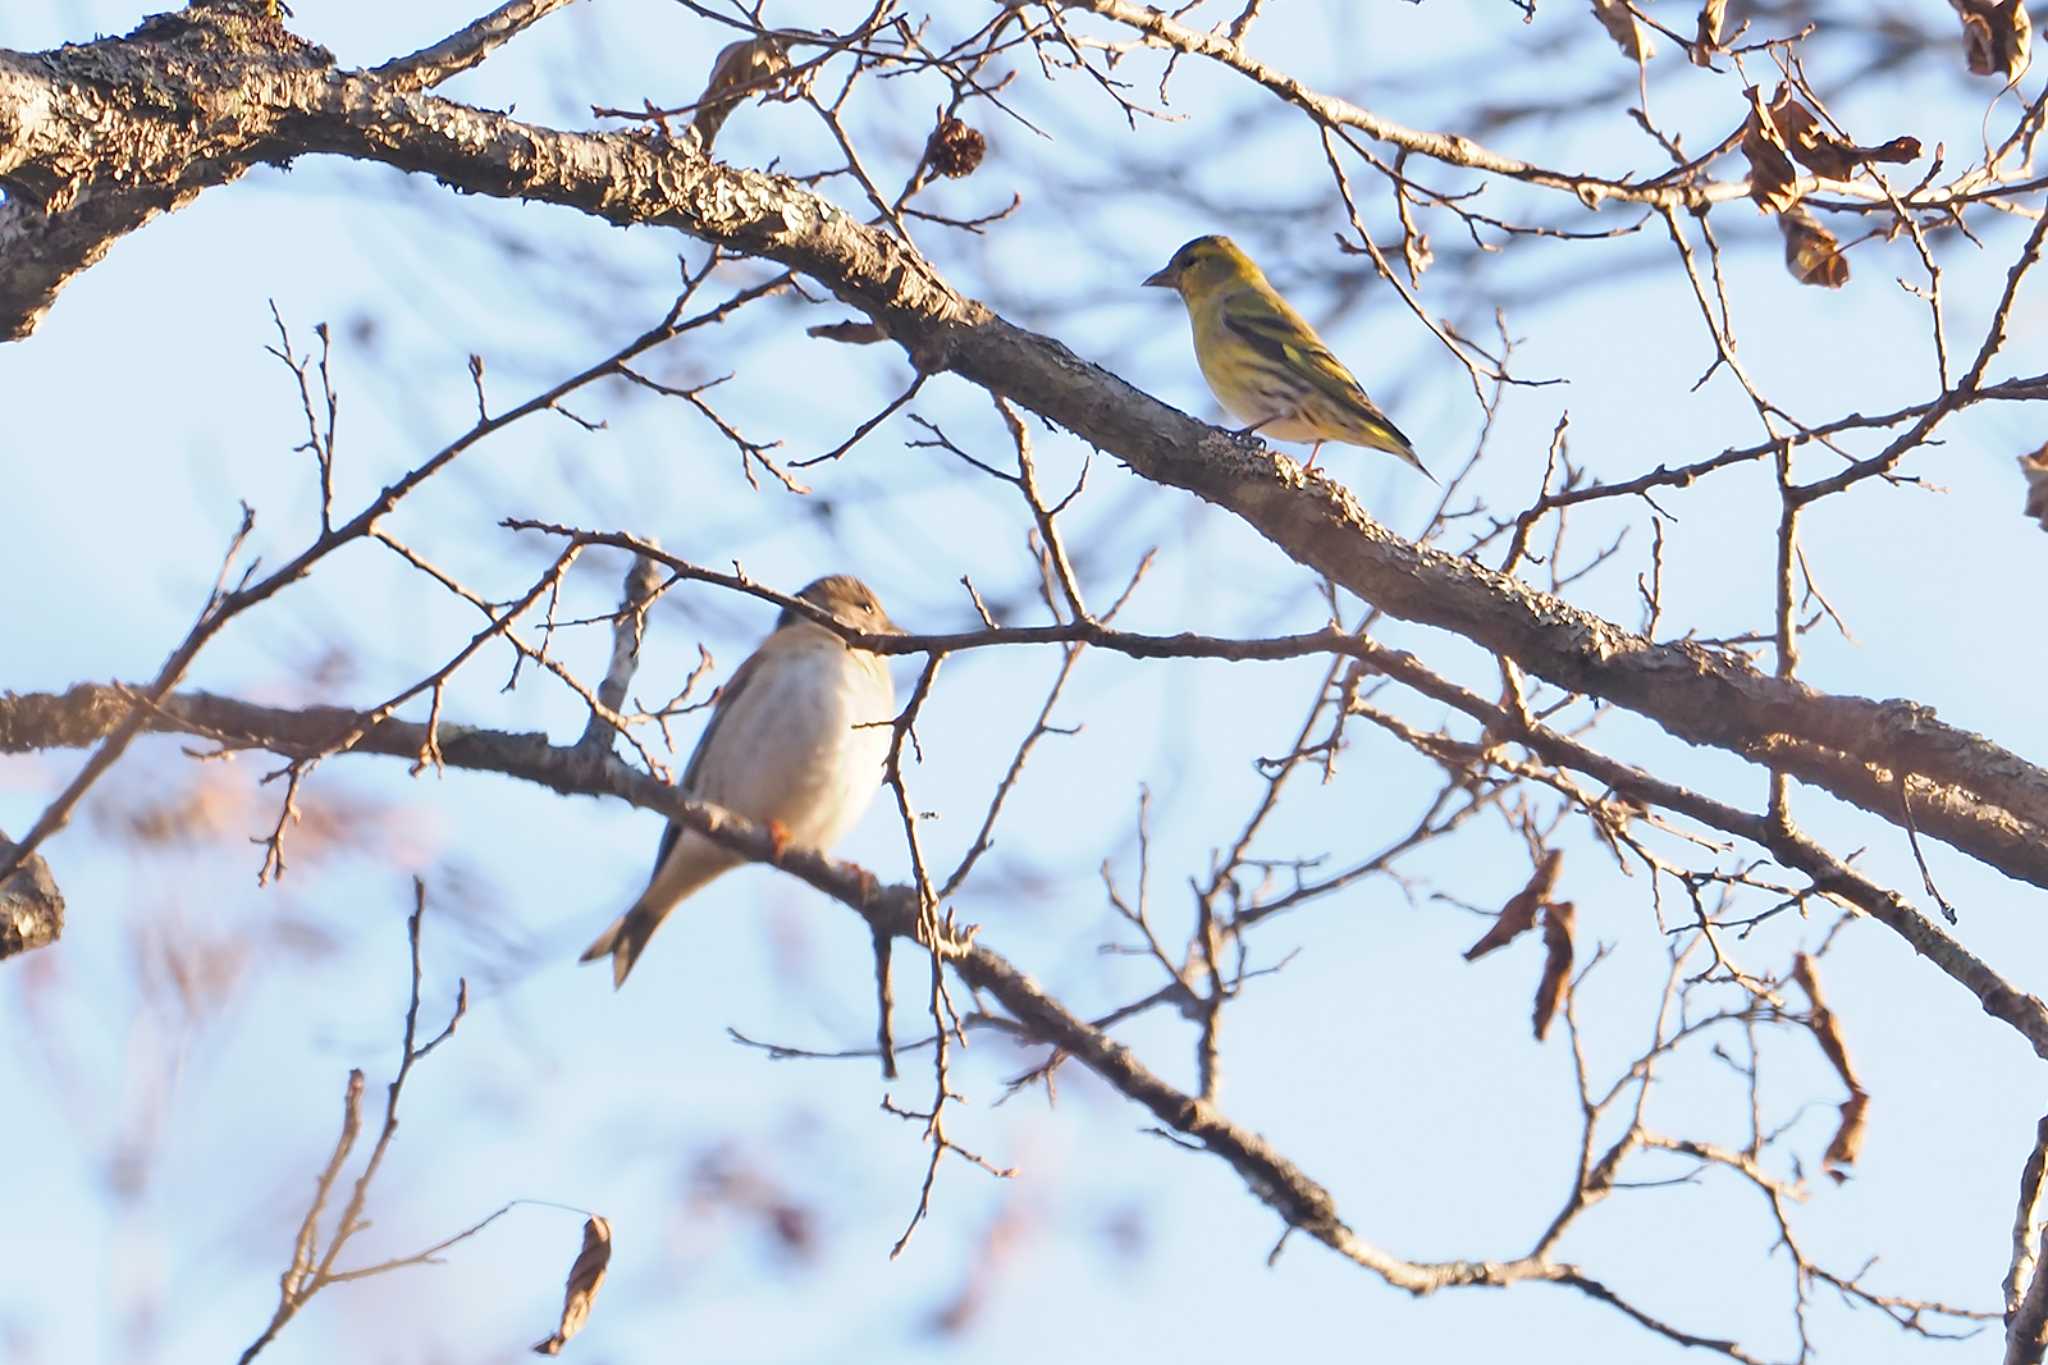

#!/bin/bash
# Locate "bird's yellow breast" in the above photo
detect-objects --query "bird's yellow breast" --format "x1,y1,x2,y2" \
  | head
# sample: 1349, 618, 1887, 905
1187, 295, 1310, 434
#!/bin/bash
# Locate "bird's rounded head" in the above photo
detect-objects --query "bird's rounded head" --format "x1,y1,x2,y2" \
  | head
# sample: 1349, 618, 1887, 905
781, 574, 900, 637
1142, 234, 1263, 295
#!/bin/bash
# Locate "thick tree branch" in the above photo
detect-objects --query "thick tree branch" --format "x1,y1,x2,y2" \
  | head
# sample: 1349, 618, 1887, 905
0, 11, 336, 339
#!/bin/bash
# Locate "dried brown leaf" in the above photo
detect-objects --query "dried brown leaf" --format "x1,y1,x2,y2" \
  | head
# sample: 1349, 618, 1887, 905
532, 1216, 612, 1356
1766, 85, 1922, 180
691, 35, 791, 153
1792, 953, 1858, 1085
1589, 0, 1654, 60
1950, 0, 2033, 80
1464, 848, 1564, 961
1780, 206, 1850, 289
1693, 0, 1727, 63
1464, 891, 1540, 961
1825, 1090, 1870, 1181
2020, 446, 2048, 530
1853, 134, 1920, 166
1740, 88, 1802, 213
1793, 953, 1868, 1177
1532, 901, 1576, 1041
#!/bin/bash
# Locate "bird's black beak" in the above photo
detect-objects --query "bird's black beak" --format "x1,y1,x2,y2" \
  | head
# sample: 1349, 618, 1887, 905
1142, 264, 1177, 289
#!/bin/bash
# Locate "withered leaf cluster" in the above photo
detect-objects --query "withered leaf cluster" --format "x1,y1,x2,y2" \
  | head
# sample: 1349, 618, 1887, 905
1791, 954, 1868, 1180
1950, 0, 2033, 82
2020, 444, 2048, 531
1463, 849, 1577, 1040
1739, 83, 1921, 289
1741, 84, 1923, 199
532, 1216, 613, 1356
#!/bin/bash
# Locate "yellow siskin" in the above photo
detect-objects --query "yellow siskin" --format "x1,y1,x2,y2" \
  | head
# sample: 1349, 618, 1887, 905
1144, 235, 1433, 481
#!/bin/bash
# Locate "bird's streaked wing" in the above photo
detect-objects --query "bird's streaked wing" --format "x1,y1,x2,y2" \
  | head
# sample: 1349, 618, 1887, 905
652, 644, 770, 877
1221, 301, 1366, 406
1221, 293, 1416, 453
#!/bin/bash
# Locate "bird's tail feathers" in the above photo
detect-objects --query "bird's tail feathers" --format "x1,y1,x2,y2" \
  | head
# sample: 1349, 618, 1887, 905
580, 904, 663, 990
1319, 392, 1434, 483
1364, 417, 1436, 485
582, 838, 735, 989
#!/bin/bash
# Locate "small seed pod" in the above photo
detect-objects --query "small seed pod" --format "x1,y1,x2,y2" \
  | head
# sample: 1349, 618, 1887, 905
926, 117, 987, 179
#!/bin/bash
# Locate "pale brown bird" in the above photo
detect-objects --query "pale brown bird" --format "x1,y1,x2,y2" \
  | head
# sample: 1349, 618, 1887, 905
581, 576, 899, 987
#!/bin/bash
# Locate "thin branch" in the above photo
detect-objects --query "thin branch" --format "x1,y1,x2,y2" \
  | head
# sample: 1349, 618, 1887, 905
373, 0, 582, 93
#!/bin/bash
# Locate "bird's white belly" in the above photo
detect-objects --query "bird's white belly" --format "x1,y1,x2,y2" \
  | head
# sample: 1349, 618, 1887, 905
693, 649, 893, 850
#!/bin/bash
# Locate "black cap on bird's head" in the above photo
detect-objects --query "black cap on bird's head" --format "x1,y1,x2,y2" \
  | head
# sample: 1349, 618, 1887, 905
1142, 234, 1259, 293
779, 574, 900, 637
